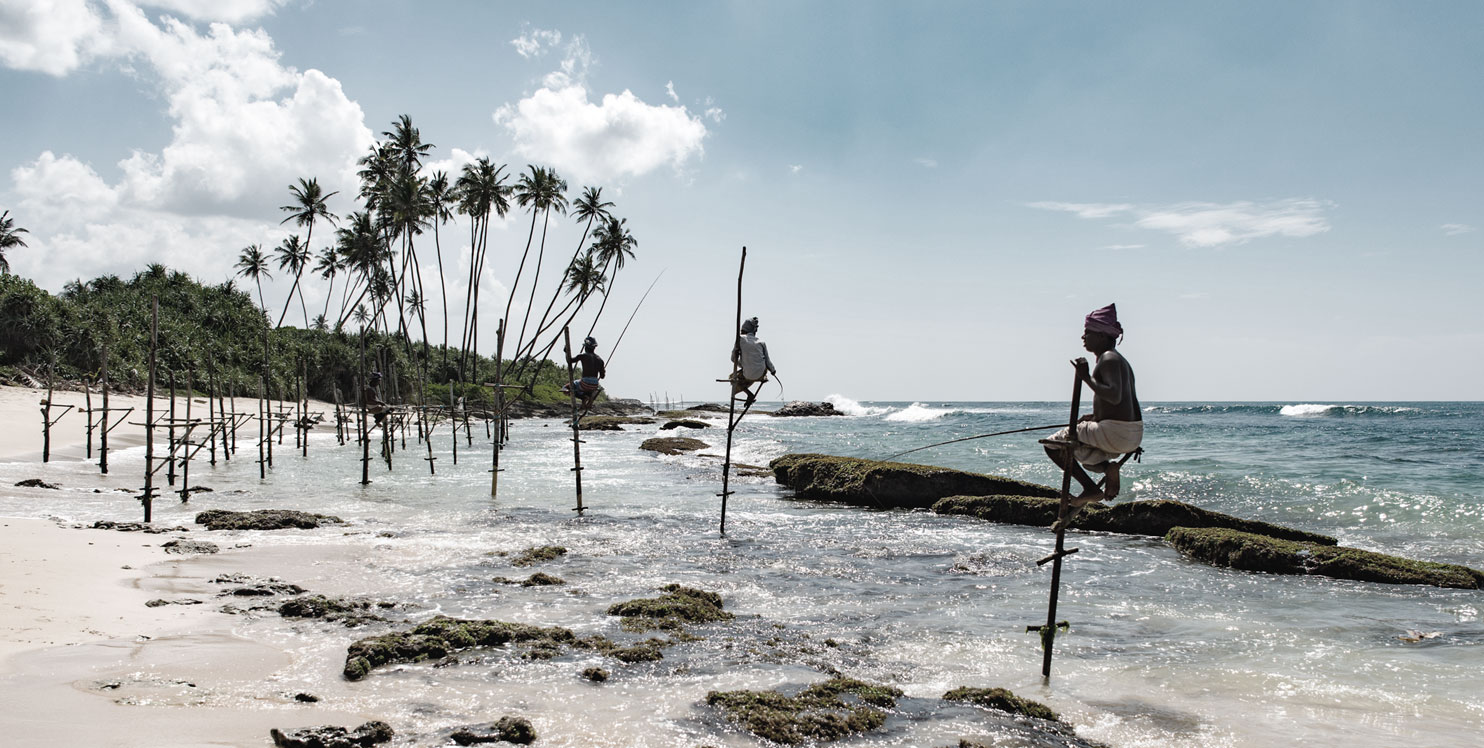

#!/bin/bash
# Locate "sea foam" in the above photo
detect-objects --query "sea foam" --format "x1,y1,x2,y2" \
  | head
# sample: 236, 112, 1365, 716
884, 402, 951, 422
825, 394, 890, 417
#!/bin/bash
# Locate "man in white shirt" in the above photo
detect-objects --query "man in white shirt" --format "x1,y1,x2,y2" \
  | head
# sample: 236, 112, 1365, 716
730, 316, 776, 405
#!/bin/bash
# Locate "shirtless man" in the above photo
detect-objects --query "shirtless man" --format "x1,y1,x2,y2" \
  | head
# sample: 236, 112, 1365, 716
1044, 303, 1142, 506
563, 336, 607, 408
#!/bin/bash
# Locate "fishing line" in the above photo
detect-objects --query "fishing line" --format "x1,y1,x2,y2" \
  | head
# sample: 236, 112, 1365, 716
880, 422, 1066, 461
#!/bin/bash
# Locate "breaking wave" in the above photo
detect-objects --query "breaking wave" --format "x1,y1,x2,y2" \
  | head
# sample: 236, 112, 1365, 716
1143, 404, 1420, 417
824, 394, 891, 417
884, 403, 952, 422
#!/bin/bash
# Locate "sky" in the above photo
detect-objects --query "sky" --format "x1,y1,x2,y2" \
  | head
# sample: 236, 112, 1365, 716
1, 0, 1480, 402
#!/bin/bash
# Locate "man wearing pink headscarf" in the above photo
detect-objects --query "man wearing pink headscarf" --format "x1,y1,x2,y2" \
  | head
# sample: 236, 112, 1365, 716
1045, 303, 1143, 506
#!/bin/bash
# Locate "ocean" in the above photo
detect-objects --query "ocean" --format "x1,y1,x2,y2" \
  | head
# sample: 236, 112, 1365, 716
2, 398, 1481, 747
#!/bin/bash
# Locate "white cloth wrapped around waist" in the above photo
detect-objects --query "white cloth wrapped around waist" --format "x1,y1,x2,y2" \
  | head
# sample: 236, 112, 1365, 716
1051, 419, 1143, 470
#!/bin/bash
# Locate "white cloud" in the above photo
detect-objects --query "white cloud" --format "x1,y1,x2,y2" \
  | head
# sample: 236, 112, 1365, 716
665, 80, 678, 102
510, 27, 561, 59
138, 0, 291, 24
914, 157, 937, 168
0, 0, 108, 75
788, 164, 802, 175
1441, 223, 1476, 235
494, 37, 706, 184
1029, 198, 1331, 247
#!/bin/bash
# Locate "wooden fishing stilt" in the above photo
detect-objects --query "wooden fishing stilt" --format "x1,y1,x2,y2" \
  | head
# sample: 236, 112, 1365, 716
165, 371, 178, 486
84, 375, 94, 460
178, 370, 193, 500
358, 334, 371, 486
39, 364, 74, 463
100, 344, 111, 474
207, 365, 218, 466
718, 247, 748, 536
490, 320, 505, 497
563, 327, 585, 515
1027, 370, 1085, 678
141, 299, 159, 522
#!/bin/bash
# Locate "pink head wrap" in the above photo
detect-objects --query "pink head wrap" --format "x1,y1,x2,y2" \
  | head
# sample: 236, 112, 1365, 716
1084, 303, 1123, 339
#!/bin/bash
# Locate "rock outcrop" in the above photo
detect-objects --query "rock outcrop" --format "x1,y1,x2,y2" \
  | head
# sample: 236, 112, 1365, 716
1166, 527, 1484, 589
639, 437, 708, 455
706, 678, 903, 745
162, 539, 219, 554
770, 401, 845, 417
770, 454, 1057, 509
269, 721, 393, 748
450, 716, 536, 745
932, 495, 1337, 544
660, 419, 709, 430
195, 509, 344, 531
14, 478, 60, 489
606, 584, 733, 632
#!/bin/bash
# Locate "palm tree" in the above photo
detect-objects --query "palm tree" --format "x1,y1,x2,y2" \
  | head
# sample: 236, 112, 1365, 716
526, 186, 612, 355
278, 177, 339, 327
508, 165, 569, 361
274, 235, 311, 325
453, 158, 511, 379
313, 245, 342, 323
0, 209, 29, 275
586, 216, 637, 338
383, 114, 433, 173
426, 171, 455, 367
234, 244, 273, 314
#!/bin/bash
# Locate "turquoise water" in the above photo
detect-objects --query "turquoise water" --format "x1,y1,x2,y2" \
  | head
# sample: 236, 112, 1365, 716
2, 398, 1481, 747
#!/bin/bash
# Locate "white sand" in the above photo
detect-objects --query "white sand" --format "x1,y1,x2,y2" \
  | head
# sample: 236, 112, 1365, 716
0, 386, 371, 745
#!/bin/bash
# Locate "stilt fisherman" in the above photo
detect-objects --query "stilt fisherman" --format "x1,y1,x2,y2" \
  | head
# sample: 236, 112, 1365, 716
1044, 303, 1143, 507
730, 316, 776, 405
563, 336, 607, 408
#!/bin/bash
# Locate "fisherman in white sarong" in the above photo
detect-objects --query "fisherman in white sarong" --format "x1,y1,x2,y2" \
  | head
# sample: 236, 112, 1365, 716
730, 316, 776, 406
1045, 303, 1143, 505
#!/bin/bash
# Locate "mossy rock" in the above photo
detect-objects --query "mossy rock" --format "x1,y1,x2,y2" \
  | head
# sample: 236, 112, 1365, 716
769, 454, 1057, 509
342, 615, 591, 680
660, 419, 710, 430
579, 415, 656, 431
581, 666, 609, 682
640, 437, 709, 455
658, 409, 723, 420
279, 595, 388, 625
705, 677, 903, 745
932, 495, 1336, 545
450, 716, 536, 745
511, 545, 567, 567
195, 509, 343, 531
607, 584, 733, 631
270, 720, 393, 747
521, 572, 566, 587
1166, 527, 1484, 589
942, 686, 1060, 722
14, 478, 60, 489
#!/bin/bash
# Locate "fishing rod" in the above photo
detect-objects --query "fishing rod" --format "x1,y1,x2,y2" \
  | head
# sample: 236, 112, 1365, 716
880, 422, 1067, 461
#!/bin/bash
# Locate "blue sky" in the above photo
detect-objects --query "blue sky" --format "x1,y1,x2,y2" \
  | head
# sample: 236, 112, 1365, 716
2, 1, 1480, 401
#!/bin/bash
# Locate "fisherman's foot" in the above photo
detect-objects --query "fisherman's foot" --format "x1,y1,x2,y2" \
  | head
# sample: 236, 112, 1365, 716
1051, 504, 1087, 533
1069, 491, 1106, 508
1103, 464, 1122, 499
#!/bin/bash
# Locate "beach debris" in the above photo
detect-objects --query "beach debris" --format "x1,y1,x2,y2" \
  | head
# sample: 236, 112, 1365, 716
705, 677, 903, 745
161, 539, 219, 554
581, 666, 609, 682
769, 401, 845, 417
660, 419, 709, 430
280, 595, 392, 626
14, 478, 60, 489
607, 584, 734, 632
640, 436, 708, 455
1166, 527, 1484, 589
89, 520, 190, 534
942, 687, 1061, 722
450, 716, 537, 745
146, 598, 204, 607
1399, 630, 1444, 643
511, 545, 567, 566
933, 495, 1337, 544
770, 454, 1058, 510
520, 572, 566, 587
195, 509, 344, 531
269, 720, 393, 748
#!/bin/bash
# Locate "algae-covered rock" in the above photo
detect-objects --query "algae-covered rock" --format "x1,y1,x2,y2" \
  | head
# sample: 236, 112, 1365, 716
162, 538, 219, 554
943, 687, 1060, 722
660, 419, 710, 430
1166, 527, 1484, 589
521, 572, 566, 586
932, 495, 1337, 545
450, 716, 536, 745
342, 615, 588, 680
640, 437, 708, 455
579, 415, 655, 431
195, 509, 343, 531
607, 584, 734, 631
92, 520, 189, 534
770, 401, 845, 417
706, 677, 903, 745
14, 478, 60, 489
511, 545, 567, 567
280, 595, 388, 625
770, 454, 1057, 510
269, 720, 392, 747
582, 666, 609, 682
606, 638, 665, 662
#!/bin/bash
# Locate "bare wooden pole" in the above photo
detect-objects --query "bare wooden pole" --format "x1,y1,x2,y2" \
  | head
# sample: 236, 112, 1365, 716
358, 333, 371, 485
1031, 369, 1086, 678
718, 247, 747, 535
178, 370, 194, 500
84, 375, 94, 460
99, 343, 110, 474
490, 319, 504, 497
563, 327, 585, 515
207, 365, 217, 466
449, 378, 458, 465
142, 298, 158, 522
300, 358, 309, 458
41, 364, 53, 463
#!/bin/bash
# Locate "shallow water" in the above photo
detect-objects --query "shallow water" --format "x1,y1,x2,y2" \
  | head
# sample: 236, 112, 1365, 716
3, 399, 1481, 747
